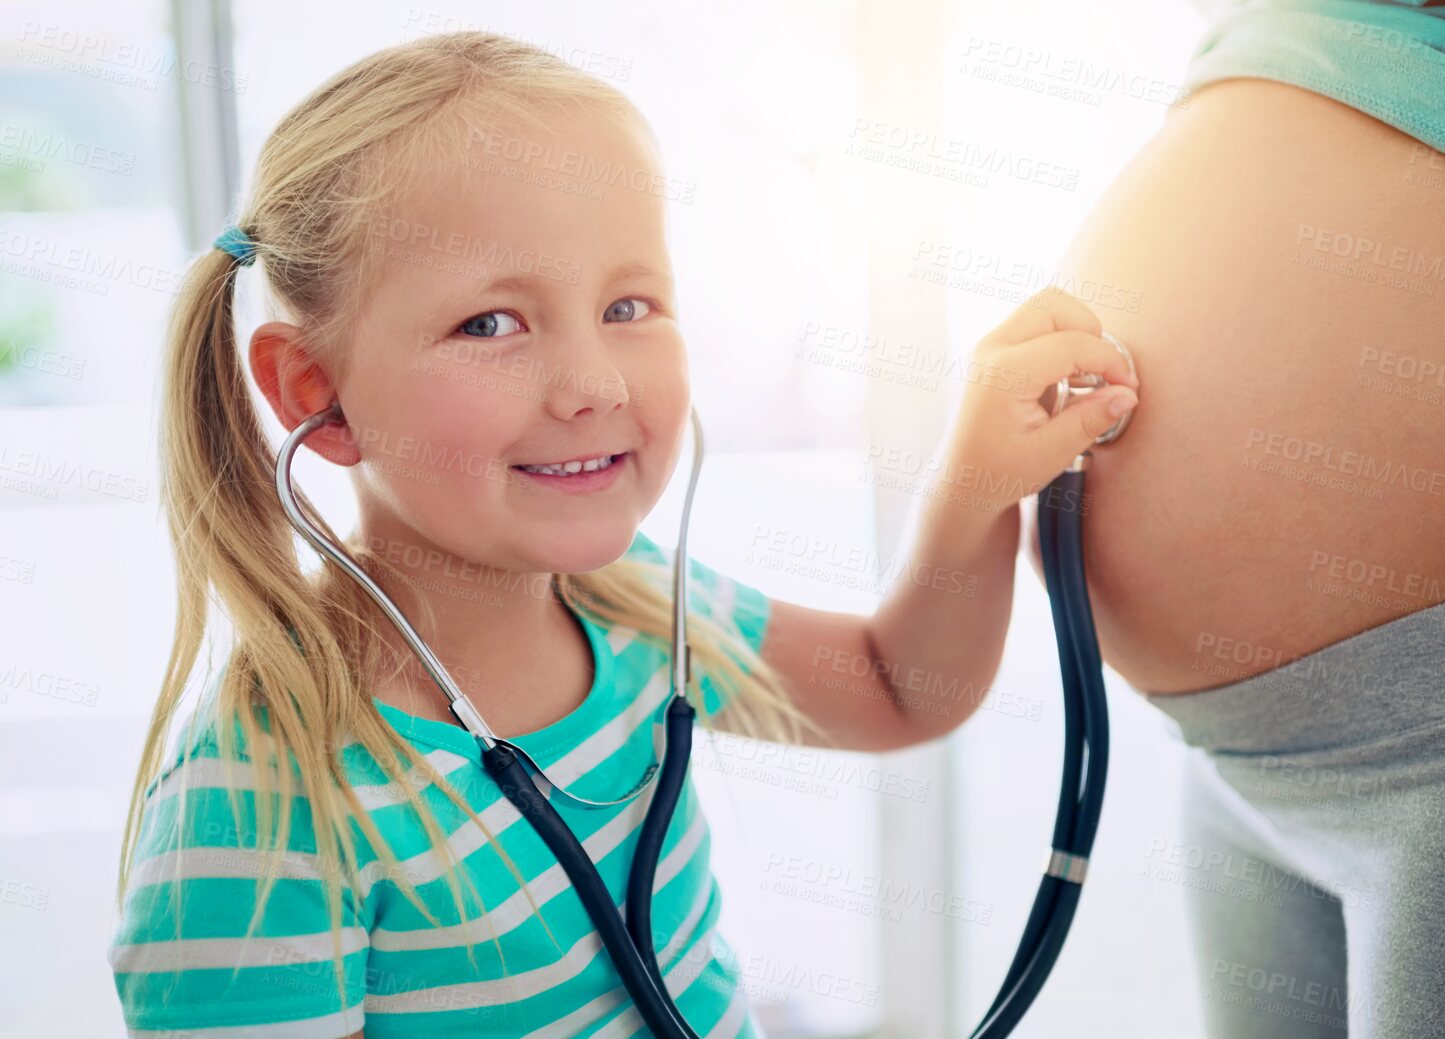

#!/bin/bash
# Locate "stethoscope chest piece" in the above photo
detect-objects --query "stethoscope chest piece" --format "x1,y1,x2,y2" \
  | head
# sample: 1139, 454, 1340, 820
1046, 330, 1137, 446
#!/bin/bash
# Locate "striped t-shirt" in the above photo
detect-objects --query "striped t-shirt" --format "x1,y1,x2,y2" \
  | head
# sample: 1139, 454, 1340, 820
108, 529, 773, 1038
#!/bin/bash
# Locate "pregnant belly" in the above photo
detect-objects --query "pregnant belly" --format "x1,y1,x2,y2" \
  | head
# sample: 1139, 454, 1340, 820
1042, 77, 1445, 695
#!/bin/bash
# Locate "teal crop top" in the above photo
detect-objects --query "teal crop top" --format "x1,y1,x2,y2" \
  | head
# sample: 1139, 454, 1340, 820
1177, 0, 1445, 152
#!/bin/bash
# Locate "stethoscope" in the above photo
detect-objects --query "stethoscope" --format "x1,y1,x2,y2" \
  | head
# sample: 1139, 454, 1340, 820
272, 332, 1134, 1039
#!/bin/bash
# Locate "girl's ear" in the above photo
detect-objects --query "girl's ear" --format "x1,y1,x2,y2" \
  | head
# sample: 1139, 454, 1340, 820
249, 321, 360, 466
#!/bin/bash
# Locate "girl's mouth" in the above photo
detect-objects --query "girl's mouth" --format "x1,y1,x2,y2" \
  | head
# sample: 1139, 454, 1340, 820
509, 452, 629, 493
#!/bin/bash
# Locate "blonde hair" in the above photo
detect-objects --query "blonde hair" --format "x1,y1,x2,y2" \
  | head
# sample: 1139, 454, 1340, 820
116, 30, 830, 1012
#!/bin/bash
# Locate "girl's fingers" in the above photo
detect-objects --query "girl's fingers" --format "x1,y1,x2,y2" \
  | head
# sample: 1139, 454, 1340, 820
1007, 329, 1140, 396
1035, 385, 1140, 469
981, 286, 1103, 347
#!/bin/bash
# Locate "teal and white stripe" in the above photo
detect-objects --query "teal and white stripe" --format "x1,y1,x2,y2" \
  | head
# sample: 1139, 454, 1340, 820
109, 529, 772, 1038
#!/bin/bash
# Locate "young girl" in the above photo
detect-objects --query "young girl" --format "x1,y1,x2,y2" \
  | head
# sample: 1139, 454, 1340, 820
107, 30, 1138, 1039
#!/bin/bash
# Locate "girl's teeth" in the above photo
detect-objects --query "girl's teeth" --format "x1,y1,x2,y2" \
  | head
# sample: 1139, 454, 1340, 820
518, 454, 618, 475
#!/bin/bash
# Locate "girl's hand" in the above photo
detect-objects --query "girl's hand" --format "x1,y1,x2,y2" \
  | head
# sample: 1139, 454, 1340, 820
857, 287, 1138, 744
943, 286, 1139, 515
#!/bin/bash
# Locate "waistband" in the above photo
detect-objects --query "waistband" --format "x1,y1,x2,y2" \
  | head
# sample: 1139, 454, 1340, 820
1142, 601, 1445, 754
1173, 0, 1445, 155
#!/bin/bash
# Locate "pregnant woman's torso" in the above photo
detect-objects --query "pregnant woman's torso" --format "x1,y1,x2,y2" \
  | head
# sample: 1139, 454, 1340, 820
1042, 76, 1445, 695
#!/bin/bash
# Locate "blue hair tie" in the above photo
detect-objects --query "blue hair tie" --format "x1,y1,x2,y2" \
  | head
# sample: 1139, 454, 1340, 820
213, 224, 258, 266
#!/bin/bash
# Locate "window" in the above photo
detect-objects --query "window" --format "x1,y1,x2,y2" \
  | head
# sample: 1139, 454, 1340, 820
0, 4, 204, 1039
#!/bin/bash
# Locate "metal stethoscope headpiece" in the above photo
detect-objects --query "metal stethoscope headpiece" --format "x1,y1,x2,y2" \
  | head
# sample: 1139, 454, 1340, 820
1047, 330, 1137, 469
273, 401, 707, 812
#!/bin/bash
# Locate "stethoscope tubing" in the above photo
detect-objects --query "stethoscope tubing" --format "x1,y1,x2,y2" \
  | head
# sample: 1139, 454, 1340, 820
970, 465, 1111, 1037
482, 728, 701, 1039
626, 698, 699, 990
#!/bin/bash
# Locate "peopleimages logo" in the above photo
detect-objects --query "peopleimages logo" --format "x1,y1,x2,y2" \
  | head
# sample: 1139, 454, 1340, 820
464, 128, 698, 203
708, 731, 931, 803
361, 214, 583, 284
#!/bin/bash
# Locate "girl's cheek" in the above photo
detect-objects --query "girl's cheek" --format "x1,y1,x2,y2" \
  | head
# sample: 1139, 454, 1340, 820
347, 356, 512, 492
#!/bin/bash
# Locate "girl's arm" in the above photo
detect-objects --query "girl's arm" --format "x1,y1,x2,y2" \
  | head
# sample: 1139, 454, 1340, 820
718, 288, 1139, 753
745, 506, 1016, 753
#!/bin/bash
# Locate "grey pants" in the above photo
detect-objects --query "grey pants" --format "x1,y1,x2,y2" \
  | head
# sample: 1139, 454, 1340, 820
1142, 602, 1445, 1039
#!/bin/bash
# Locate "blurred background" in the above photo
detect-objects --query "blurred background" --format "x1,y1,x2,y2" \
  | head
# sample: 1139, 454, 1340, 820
0, 1, 1208, 1035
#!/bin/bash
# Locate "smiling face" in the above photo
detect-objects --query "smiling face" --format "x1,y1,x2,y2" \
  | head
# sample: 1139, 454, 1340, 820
336, 101, 689, 575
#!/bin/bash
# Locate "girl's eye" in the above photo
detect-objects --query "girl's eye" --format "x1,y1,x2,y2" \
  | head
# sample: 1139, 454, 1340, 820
604, 298, 652, 323
455, 298, 652, 339
457, 311, 523, 339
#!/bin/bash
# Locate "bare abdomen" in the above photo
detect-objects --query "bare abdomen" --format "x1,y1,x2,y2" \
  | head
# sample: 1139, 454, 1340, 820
1052, 77, 1445, 694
